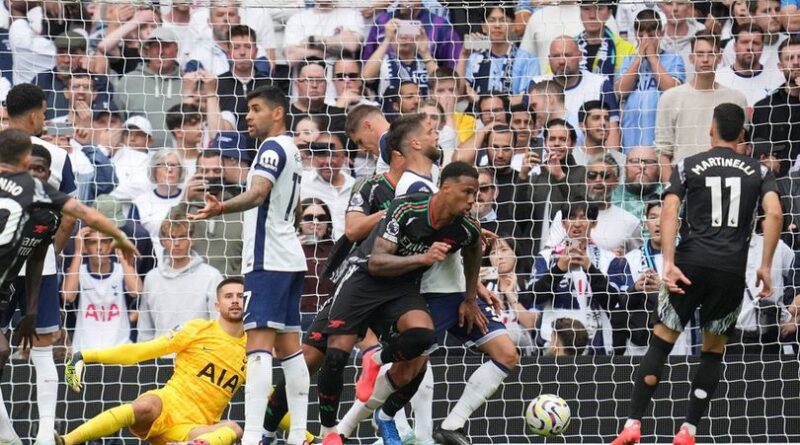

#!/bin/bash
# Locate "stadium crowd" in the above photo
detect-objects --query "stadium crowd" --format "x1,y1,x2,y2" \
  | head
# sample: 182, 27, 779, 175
0, 0, 798, 363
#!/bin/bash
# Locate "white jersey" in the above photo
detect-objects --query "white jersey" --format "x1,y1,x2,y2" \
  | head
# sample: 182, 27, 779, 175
22, 136, 76, 276
624, 242, 696, 356
72, 261, 131, 351
396, 170, 466, 294
243, 134, 306, 273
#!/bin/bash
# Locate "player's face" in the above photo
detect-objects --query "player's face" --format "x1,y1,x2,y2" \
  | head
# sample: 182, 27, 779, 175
415, 120, 440, 161
32, 101, 47, 136
490, 238, 516, 274
246, 97, 277, 139
27, 156, 50, 181
216, 282, 244, 322
443, 175, 478, 216
645, 205, 662, 245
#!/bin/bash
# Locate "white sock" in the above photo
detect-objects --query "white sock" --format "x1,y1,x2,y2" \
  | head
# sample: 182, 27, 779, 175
681, 422, 697, 436
365, 365, 395, 410
441, 360, 508, 431
377, 409, 392, 421
281, 351, 310, 445
31, 346, 57, 443
410, 362, 434, 441
319, 425, 338, 437
0, 387, 16, 441
338, 399, 373, 438
243, 351, 273, 445
393, 408, 413, 437
371, 349, 384, 366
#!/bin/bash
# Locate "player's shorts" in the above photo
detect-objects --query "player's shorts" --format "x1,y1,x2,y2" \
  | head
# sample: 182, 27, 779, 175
324, 266, 429, 338
132, 389, 205, 445
0, 275, 61, 334
243, 270, 304, 332
656, 263, 745, 336
303, 298, 333, 352
426, 292, 508, 349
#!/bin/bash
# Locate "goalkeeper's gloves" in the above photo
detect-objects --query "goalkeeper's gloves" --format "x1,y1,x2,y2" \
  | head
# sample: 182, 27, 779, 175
65, 352, 85, 393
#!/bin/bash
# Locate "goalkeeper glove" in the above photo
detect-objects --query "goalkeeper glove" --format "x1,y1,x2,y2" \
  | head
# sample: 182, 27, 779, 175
65, 352, 85, 393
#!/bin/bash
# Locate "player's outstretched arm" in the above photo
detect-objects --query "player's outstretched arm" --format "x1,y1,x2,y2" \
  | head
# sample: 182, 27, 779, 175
65, 336, 177, 393
189, 175, 273, 220
61, 198, 139, 263
757, 191, 783, 298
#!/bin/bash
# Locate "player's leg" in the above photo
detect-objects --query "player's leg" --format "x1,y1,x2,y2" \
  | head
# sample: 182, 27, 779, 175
317, 333, 359, 441
188, 421, 243, 445
373, 357, 428, 445
272, 271, 310, 445
29, 275, 61, 445
59, 394, 162, 445
355, 329, 382, 402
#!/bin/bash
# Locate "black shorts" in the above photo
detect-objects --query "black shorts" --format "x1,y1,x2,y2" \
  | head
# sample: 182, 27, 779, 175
656, 263, 744, 336
303, 298, 333, 353
324, 265, 429, 339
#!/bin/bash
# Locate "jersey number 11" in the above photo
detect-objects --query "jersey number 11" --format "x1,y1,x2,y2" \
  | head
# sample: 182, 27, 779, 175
705, 176, 741, 228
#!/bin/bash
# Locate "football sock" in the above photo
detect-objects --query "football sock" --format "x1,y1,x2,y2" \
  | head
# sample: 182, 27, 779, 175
338, 366, 389, 438
629, 335, 674, 421
686, 351, 724, 427
379, 328, 436, 363
441, 360, 508, 431
31, 346, 57, 443
243, 351, 272, 445
64, 404, 134, 445
393, 408, 413, 437
263, 377, 288, 433
281, 351, 310, 445
317, 347, 350, 428
366, 369, 399, 410
0, 388, 16, 442
382, 368, 426, 417
196, 426, 239, 445
410, 362, 434, 441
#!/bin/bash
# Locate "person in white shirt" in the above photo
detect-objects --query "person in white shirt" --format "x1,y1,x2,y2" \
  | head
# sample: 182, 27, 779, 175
138, 217, 222, 342
300, 132, 355, 240
108, 116, 153, 206
131, 149, 185, 258
520, 4, 591, 74
572, 100, 626, 168
185, 6, 243, 76
8, 3, 55, 85
716, 23, 785, 108
722, 0, 787, 71
62, 227, 142, 352
283, 0, 365, 66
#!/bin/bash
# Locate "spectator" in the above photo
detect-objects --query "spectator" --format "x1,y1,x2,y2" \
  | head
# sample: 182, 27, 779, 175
659, 0, 706, 76
455, 95, 510, 162
90, 100, 125, 150
298, 198, 335, 329
611, 147, 663, 220
137, 215, 222, 342
96, 6, 160, 76
328, 55, 377, 110
130, 149, 185, 255
510, 103, 537, 152
785, 0, 800, 33
112, 26, 184, 148
382, 81, 423, 117
519, 2, 588, 74
363, 18, 437, 98
159, 3, 207, 65
751, 37, 800, 165
429, 67, 476, 144
573, 100, 626, 168
34, 30, 110, 120
185, 6, 242, 76
530, 202, 623, 354
93, 194, 156, 278
546, 35, 621, 148
283, 0, 365, 66
363, 0, 462, 69
576, 0, 635, 81
716, 24, 785, 109
217, 25, 276, 136
655, 33, 747, 182
8, 1, 55, 85
616, 8, 685, 150
615, 0, 660, 43
482, 234, 537, 354
287, 59, 346, 137
419, 98, 455, 161
546, 154, 642, 252
48, 70, 97, 130
211, 131, 252, 198
62, 226, 142, 351
183, 151, 244, 278
547, 317, 590, 356
294, 115, 326, 167
165, 103, 204, 176
457, 5, 540, 100
723, 0, 787, 71
300, 132, 355, 239
527, 80, 567, 132
108, 116, 153, 205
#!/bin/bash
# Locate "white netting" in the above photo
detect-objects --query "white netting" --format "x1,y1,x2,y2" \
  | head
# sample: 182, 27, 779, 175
0, 0, 798, 444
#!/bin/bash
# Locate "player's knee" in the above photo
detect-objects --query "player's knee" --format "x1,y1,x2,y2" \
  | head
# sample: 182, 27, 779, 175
644, 374, 659, 386
492, 345, 519, 370
324, 347, 350, 373
0, 342, 10, 366
400, 327, 436, 358
131, 398, 161, 423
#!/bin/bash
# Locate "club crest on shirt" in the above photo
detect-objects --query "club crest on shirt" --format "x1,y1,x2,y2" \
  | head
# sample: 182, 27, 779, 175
259, 150, 280, 170
350, 193, 364, 207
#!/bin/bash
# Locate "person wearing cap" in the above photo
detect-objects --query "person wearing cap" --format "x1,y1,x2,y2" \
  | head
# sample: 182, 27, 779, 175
576, 0, 635, 82
111, 26, 183, 148
33, 30, 111, 121
300, 132, 354, 240
107, 116, 153, 206
211, 131, 252, 198
91, 100, 125, 150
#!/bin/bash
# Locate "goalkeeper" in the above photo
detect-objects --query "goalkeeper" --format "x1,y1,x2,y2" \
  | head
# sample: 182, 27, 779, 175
56, 278, 248, 445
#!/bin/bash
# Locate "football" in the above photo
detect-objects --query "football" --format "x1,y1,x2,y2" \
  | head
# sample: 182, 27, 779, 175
525, 394, 571, 437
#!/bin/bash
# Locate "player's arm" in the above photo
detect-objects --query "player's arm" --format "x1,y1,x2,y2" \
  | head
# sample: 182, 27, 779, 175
345, 210, 385, 241
459, 238, 491, 334
368, 237, 450, 276
758, 190, 784, 298
53, 214, 75, 254
16, 243, 50, 349
660, 193, 680, 266
61, 198, 138, 262
190, 175, 273, 220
